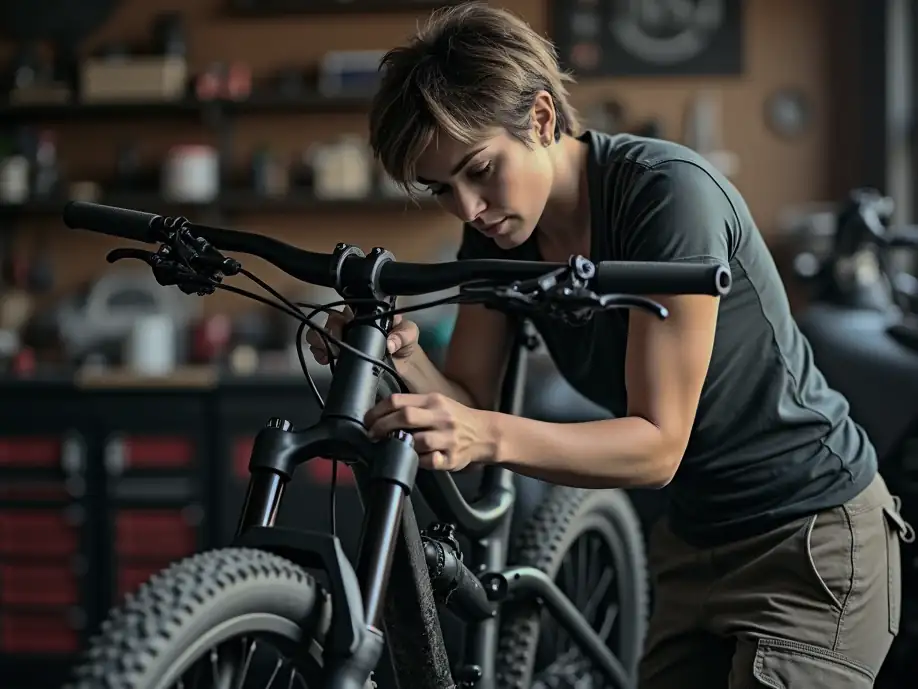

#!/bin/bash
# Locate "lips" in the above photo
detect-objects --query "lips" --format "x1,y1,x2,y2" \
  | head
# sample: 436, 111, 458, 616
479, 218, 508, 237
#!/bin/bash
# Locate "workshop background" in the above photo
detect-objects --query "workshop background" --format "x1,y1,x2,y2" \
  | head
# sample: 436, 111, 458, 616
0, 0, 915, 688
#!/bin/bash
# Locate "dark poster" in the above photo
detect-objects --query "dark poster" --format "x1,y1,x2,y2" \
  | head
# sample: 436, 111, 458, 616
552, 0, 744, 77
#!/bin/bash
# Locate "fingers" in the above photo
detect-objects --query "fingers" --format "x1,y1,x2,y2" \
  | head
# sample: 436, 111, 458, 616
418, 451, 449, 471
387, 317, 419, 355
309, 346, 327, 365
368, 408, 439, 438
366, 402, 439, 439
362, 394, 457, 471
304, 306, 418, 363
411, 430, 452, 455
304, 307, 352, 364
363, 393, 433, 427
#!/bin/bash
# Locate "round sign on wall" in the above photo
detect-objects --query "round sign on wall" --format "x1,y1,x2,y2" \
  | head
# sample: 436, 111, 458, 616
609, 0, 726, 65
551, 0, 742, 77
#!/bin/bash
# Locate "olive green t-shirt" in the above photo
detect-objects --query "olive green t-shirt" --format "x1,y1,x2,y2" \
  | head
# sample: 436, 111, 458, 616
457, 130, 877, 547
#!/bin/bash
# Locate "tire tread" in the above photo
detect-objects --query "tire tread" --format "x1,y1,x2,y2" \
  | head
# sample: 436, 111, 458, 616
67, 548, 319, 689
495, 487, 649, 688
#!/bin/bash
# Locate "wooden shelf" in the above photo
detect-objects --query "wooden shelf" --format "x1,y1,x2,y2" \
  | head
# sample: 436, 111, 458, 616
0, 191, 435, 219
219, 190, 431, 213
225, 93, 375, 114
0, 100, 202, 121
0, 94, 376, 121
225, 0, 458, 17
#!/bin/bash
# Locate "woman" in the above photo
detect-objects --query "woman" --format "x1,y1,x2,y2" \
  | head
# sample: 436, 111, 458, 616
307, 3, 911, 687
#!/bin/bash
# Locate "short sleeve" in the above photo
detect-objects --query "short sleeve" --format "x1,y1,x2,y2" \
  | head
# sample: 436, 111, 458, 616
619, 160, 735, 267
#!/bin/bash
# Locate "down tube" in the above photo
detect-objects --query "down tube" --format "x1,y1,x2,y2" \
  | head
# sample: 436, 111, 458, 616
351, 463, 455, 689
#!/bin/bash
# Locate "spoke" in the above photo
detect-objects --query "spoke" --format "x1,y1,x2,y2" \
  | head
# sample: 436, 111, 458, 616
264, 658, 283, 689
582, 567, 614, 622
185, 657, 201, 689
561, 556, 577, 598
210, 648, 220, 687
597, 603, 618, 642
172, 634, 304, 689
537, 527, 626, 687
233, 638, 257, 689
576, 537, 589, 606
587, 535, 603, 587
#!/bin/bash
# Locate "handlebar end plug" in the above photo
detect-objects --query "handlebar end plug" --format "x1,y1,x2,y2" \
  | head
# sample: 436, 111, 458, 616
570, 254, 595, 280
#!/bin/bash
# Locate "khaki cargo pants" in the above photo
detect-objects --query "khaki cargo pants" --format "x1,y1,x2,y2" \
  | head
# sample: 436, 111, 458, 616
637, 474, 914, 689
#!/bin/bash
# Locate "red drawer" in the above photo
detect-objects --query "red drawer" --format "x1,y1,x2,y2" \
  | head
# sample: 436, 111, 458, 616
233, 437, 254, 480
0, 437, 60, 469
0, 564, 78, 606
0, 610, 79, 654
122, 436, 195, 470
0, 510, 78, 557
117, 563, 167, 600
0, 481, 69, 502
115, 510, 196, 558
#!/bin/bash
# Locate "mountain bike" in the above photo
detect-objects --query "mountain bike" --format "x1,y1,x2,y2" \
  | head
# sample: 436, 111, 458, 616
60, 201, 731, 689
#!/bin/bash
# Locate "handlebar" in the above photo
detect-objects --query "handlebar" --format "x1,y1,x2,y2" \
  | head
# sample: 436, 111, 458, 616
63, 200, 731, 539
832, 188, 918, 253
62, 201, 731, 297
882, 226, 918, 249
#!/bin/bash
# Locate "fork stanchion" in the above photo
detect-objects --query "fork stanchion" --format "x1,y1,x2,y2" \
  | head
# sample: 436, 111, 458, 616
236, 417, 294, 536
354, 430, 419, 630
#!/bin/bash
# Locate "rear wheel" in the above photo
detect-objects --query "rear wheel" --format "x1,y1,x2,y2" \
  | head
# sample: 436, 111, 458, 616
66, 548, 373, 689
495, 487, 649, 689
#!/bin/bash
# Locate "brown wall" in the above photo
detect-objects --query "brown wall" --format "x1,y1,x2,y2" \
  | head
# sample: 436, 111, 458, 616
2, 0, 856, 314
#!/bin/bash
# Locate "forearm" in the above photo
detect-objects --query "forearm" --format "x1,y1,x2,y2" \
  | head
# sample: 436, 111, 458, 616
485, 413, 681, 489
396, 349, 479, 408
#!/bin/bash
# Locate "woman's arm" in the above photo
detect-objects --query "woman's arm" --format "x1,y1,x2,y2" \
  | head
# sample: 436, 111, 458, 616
398, 303, 513, 410
485, 160, 733, 486
484, 293, 718, 488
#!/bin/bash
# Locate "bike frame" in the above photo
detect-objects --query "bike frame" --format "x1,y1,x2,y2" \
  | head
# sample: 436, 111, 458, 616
230, 290, 632, 689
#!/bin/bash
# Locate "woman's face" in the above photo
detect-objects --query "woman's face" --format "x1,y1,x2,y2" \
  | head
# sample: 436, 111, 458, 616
414, 102, 557, 250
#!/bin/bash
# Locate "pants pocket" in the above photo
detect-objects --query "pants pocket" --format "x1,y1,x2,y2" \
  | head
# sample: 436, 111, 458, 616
804, 510, 850, 610
752, 637, 875, 688
882, 499, 913, 635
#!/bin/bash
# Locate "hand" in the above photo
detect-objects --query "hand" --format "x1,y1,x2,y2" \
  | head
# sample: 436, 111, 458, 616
305, 307, 420, 365
364, 393, 497, 471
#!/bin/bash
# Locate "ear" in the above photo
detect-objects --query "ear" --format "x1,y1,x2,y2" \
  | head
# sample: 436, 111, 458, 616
530, 90, 557, 146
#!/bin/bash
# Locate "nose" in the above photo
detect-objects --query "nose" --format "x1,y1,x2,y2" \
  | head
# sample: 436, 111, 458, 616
448, 186, 487, 223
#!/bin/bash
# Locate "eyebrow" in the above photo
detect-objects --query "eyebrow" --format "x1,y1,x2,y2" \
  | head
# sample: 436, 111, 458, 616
416, 146, 488, 185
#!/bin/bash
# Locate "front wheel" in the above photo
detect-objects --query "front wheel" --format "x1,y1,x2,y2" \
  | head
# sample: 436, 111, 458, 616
66, 548, 370, 689
495, 487, 650, 689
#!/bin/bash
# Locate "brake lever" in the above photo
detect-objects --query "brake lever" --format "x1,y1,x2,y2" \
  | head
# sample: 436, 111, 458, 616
597, 294, 669, 319
105, 247, 217, 296
106, 248, 157, 266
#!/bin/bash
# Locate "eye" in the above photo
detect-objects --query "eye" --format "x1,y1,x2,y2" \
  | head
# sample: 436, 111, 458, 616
425, 184, 449, 197
468, 161, 493, 180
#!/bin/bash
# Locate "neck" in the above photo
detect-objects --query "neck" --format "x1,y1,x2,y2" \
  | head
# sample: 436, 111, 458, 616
538, 135, 590, 245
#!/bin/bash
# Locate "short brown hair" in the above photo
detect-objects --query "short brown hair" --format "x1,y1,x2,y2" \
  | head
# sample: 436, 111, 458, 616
369, 2, 580, 193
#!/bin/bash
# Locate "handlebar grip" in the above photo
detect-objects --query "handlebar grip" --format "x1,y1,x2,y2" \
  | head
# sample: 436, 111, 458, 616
593, 261, 731, 296
62, 201, 161, 244
885, 225, 918, 249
